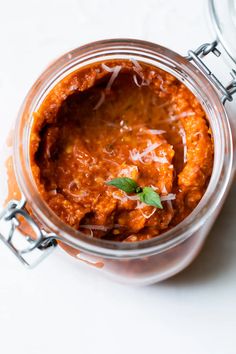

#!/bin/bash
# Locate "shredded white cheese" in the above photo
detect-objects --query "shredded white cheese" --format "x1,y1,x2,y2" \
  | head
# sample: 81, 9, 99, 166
101, 63, 114, 72
152, 154, 169, 164
80, 225, 109, 232
101, 63, 122, 91
64, 181, 89, 199
112, 192, 140, 203
107, 65, 122, 90
178, 126, 187, 163
93, 91, 106, 110
140, 207, 156, 219
130, 141, 169, 165
48, 189, 57, 196
175, 112, 195, 118
135, 200, 157, 219
112, 192, 126, 202
160, 194, 176, 201
160, 112, 195, 124
130, 58, 143, 72
80, 229, 94, 238
133, 74, 142, 87
139, 142, 160, 158
136, 201, 146, 209
161, 185, 167, 194
150, 185, 158, 191
148, 129, 166, 135
166, 200, 174, 212
130, 58, 150, 87
103, 158, 120, 167
126, 195, 140, 201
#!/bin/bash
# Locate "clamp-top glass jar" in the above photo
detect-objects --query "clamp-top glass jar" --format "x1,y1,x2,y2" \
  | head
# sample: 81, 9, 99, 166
0, 0, 235, 285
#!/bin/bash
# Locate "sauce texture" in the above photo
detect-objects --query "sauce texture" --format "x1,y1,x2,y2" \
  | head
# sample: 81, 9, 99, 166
30, 60, 214, 242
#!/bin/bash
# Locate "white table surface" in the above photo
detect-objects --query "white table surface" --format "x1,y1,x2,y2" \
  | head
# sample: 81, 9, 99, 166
0, 0, 236, 353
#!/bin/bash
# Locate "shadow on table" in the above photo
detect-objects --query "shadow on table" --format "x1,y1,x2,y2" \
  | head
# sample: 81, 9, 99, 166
160, 181, 236, 287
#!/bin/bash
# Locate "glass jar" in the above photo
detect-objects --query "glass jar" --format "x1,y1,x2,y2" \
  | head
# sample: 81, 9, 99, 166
0, 0, 235, 285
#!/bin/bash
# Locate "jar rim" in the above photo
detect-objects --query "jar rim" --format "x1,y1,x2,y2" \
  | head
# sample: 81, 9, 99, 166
14, 38, 233, 259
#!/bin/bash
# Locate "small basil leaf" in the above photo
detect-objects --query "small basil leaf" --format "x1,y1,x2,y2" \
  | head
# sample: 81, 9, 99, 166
106, 177, 139, 194
138, 187, 163, 209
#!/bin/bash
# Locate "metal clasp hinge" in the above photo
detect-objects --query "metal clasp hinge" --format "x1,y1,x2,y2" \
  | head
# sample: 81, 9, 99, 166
0, 198, 57, 268
186, 41, 236, 104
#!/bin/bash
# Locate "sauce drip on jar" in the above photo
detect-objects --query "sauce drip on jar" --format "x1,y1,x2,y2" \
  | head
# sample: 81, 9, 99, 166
30, 59, 214, 242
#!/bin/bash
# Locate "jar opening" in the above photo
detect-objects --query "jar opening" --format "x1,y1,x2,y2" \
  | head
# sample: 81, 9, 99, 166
13, 39, 233, 258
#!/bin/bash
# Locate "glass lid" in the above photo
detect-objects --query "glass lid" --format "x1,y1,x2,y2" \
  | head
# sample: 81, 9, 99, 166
208, 0, 236, 63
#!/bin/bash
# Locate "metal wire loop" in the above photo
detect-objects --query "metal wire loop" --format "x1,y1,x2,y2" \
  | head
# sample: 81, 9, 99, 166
0, 197, 57, 268
186, 41, 236, 104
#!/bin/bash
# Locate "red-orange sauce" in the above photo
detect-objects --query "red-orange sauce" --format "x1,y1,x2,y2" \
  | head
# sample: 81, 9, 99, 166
30, 60, 214, 242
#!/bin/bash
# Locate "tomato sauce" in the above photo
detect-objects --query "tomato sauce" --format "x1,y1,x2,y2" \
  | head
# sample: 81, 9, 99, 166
30, 59, 214, 242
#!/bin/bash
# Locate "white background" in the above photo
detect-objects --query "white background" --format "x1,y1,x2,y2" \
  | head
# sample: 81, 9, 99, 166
0, 0, 236, 353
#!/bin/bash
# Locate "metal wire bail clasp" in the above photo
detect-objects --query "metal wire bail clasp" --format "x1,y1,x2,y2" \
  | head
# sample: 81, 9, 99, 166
186, 41, 236, 104
0, 197, 57, 268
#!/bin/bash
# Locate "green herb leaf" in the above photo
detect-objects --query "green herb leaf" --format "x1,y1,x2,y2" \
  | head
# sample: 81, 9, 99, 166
106, 178, 163, 209
106, 177, 139, 194
138, 187, 163, 209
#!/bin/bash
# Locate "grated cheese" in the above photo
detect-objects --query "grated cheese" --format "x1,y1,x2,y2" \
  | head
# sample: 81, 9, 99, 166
152, 153, 169, 164
150, 185, 158, 191
136, 201, 146, 209
148, 129, 166, 135
130, 58, 143, 72
112, 192, 140, 203
112, 192, 126, 202
48, 189, 57, 196
129, 141, 170, 165
93, 91, 106, 110
159, 112, 195, 124
160, 193, 176, 201
140, 207, 156, 219
133, 74, 142, 87
130, 58, 150, 86
101, 63, 114, 72
80, 224, 109, 232
101, 63, 122, 91
178, 126, 187, 163
126, 195, 140, 201
135, 200, 157, 219
139, 142, 160, 158
167, 200, 174, 212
